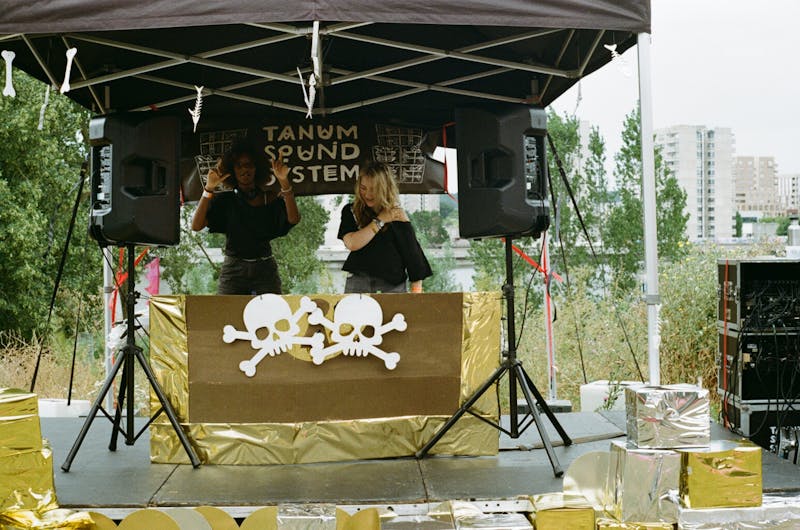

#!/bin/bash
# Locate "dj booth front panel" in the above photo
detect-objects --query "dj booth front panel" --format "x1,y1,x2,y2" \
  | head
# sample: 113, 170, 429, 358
148, 292, 501, 464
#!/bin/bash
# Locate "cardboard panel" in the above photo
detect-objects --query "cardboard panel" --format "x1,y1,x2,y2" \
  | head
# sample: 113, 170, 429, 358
186, 293, 463, 423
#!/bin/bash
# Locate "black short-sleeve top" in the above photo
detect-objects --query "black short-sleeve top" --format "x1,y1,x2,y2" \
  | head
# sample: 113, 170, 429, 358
206, 190, 294, 259
337, 203, 432, 285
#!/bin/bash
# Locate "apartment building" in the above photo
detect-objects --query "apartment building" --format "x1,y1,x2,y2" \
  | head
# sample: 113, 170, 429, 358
654, 125, 735, 241
733, 157, 780, 216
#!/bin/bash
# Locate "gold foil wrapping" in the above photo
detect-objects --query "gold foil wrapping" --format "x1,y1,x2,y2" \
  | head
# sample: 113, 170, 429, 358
0, 509, 95, 529
678, 440, 762, 509
148, 293, 500, 465
625, 384, 710, 449
0, 441, 58, 513
595, 519, 674, 529
531, 493, 595, 530
606, 440, 680, 523
0, 388, 42, 457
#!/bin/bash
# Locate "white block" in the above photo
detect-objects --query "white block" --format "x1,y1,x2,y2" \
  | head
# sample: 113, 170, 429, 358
579, 380, 643, 412
37, 398, 90, 417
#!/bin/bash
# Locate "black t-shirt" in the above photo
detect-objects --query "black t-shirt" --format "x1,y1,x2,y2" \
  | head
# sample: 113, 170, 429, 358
207, 190, 294, 259
337, 203, 432, 285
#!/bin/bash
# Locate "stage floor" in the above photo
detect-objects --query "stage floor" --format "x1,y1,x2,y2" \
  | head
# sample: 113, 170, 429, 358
41, 412, 800, 519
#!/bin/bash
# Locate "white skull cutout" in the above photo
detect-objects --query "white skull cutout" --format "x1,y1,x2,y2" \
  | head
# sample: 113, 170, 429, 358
223, 294, 323, 377
309, 294, 406, 369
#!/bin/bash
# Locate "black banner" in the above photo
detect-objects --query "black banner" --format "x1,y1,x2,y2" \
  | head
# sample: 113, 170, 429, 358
182, 119, 445, 200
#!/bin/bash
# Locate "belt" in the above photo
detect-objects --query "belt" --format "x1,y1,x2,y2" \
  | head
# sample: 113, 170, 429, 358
228, 255, 275, 263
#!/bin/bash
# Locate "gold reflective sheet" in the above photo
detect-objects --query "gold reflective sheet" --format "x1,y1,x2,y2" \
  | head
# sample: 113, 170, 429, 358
0, 509, 94, 529
0, 388, 42, 457
531, 493, 595, 530
678, 440, 762, 509
149, 293, 500, 464
0, 442, 58, 514
596, 519, 674, 530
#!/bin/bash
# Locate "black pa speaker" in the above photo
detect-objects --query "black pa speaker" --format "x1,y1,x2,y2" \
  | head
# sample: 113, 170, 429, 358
456, 104, 550, 239
88, 113, 181, 246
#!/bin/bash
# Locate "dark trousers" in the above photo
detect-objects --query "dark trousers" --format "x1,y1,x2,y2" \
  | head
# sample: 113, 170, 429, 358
217, 255, 282, 295
344, 273, 406, 294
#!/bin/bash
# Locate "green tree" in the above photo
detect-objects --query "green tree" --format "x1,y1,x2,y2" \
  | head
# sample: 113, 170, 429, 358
603, 106, 689, 290
735, 211, 743, 237
408, 210, 458, 292
0, 72, 99, 338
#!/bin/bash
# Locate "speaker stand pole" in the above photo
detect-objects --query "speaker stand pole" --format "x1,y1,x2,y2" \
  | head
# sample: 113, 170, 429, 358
416, 237, 571, 477
62, 244, 200, 471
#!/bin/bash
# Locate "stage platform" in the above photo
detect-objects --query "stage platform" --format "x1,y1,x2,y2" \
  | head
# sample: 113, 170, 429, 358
42, 412, 800, 520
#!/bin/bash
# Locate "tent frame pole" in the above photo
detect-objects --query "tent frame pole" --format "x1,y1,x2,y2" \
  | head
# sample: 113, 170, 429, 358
637, 32, 661, 385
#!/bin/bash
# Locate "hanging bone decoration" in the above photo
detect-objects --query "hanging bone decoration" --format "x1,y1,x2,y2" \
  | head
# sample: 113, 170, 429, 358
297, 20, 322, 118
37, 85, 51, 130
308, 294, 406, 369
2, 50, 15, 97
603, 43, 632, 77
188, 85, 204, 132
60, 47, 77, 94
223, 294, 324, 377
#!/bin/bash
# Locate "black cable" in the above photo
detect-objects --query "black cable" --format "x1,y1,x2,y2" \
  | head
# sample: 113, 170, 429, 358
545, 163, 588, 384
30, 159, 88, 392
546, 132, 644, 382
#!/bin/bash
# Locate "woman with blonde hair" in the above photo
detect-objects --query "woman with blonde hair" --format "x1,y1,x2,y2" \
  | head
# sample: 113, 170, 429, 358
337, 160, 431, 293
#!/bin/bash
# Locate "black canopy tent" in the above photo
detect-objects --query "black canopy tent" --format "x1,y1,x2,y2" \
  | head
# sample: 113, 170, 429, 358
1, 1, 662, 387
0, 0, 649, 128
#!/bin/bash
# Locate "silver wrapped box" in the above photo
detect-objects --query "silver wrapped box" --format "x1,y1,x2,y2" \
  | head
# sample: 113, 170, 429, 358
605, 440, 680, 523
454, 513, 532, 530
678, 494, 800, 529
276, 504, 336, 530
382, 514, 455, 529
626, 384, 710, 448
448, 501, 532, 530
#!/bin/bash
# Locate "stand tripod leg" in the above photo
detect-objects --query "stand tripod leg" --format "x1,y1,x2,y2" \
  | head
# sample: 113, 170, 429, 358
62, 350, 126, 472
134, 347, 201, 468
519, 367, 572, 446
513, 363, 563, 477
416, 364, 508, 458
109, 355, 127, 451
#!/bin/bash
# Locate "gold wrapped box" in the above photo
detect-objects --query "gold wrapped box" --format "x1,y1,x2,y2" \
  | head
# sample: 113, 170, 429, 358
0, 388, 42, 457
605, 440, 680, 523
596, 519, 675, 529
678, 440, 762, 509
531, 493, 595, 530
626, 384, 710, 449
0, 441, 57, 513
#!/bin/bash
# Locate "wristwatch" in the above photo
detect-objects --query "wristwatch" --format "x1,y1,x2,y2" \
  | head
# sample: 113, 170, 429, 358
373, 218, 385, 231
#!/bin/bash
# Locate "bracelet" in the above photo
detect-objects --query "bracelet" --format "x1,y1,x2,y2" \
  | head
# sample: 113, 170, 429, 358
279, 187, 294, 197
202, 189, 214, 199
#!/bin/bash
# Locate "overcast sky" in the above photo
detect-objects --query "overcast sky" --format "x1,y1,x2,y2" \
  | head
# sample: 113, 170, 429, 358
550, 0, 800, 176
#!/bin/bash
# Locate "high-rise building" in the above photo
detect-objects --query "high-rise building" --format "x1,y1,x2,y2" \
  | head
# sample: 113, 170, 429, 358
777, 173, 799, 215
654, 125, 735, 241
733, 157, 780, 216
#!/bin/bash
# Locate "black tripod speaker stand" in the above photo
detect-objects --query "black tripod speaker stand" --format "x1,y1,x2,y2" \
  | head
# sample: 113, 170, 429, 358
62, 244, 200, 471
416, 237, 572, 477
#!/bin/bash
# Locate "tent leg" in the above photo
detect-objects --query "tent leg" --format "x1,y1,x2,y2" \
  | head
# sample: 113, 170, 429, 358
637, 32, 661, 385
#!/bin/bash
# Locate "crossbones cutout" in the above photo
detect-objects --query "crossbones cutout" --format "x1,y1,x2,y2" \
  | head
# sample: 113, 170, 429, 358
308, 294, 406, 369
223, 294, 323, 377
